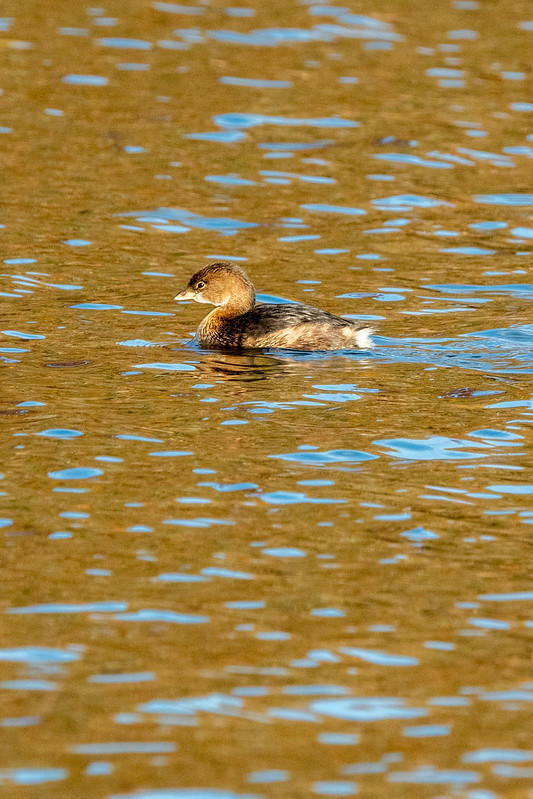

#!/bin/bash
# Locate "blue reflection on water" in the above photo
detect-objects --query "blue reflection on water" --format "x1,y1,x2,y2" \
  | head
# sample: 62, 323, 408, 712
152, 2, 205, 13
312, 782, 357, 796
271, 450, 376, 464
62, 74, 108, 86
154, 573, 207, 583
2, 329, 45, 339
262, 547, 306, 558
186, 131, 246, 143
71, 742, 175, 754
479, 689, 533, 702
86, 762, 113, 776
117, 63, 150, 71
119, 339, 157, 348
311, 608, 345, 617
319, 733, 359, 745
260, 140, 333, 151
199, 482, 258, 492
113, 609, 209, 624
1, 716, 41, 727
122, 310, 173, 316
463, 748, 533, 763
214, 112, 359, 129
474, 193, 533, 205
148, 450, 193, 457
48, 467, 103, 479
512, 226, 533, 238
206, 174, 256, 186
339, 647, 419, 666
1, 680, 58, 691
36, 429, 83, 439
279, 234, 321, 243
248, 770, 288, 783
387, 767, 479, 784
201, 567, 253, 580
0, 646, 80, 662
301, 203, 366, 215
112, 791, 259, 799
400, 527, 439, 542
255, 631, 290, 640
310, 697, 426, 721
470, 221, 508, 231
225, 8, 256, 18
468, 617, 510, 630
374, 153, 452, 169
6, 602, 126, 614
261, 170, 335, 185
0, 768, 68, 785
479, 591, 533, 601
375, 323, 530, 375
426, 67, 464, 78
372, 194, 455, 210
260, 491, 347, 504
221, 77, 291, 88
115, 434, 164, 442
139, 693, 242, 716
208, 27, 329, 45
403, 724, 450, 737
342, 762, 385, 775
133, 363, 195, 371
440, 247, 496, 255
119, 207, 257, 233
58, 27, 89, 36
71, 302, 122, 310
375, 436, 491, 461
97, 37, 152, 49
163, 518, 232, 528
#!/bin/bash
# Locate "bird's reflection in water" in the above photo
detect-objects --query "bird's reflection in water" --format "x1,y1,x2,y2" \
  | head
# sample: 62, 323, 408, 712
168, 343, 375, 382
195, 349, 297, 382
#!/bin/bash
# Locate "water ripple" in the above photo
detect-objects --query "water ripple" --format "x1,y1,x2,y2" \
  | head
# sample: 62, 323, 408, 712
372, 194, 455, 210
214, 112, 358, 130
474, 193, 533, 205
6, 602, 127, 614
375, 436, 492, 461
113, 609, 209, 624
311, 697, 427, 721
339, 647, 419, 666
119, 207, 257, 233
0, 768, 68, 786
270, 450, 376, 465
387, 767, 479, 785
0, 647, 79, 663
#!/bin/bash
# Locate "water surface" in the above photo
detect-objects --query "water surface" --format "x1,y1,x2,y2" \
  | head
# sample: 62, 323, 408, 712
1, 1, 532, 797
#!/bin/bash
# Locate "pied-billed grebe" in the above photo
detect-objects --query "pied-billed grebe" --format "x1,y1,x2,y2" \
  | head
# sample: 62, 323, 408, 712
174, 262, 374, 351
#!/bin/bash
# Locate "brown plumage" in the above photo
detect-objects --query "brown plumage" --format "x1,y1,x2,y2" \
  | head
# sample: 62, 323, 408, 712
174, 262, 374, 351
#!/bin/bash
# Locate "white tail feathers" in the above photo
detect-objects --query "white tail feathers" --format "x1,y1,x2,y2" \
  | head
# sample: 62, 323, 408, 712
353, 326, 374, 349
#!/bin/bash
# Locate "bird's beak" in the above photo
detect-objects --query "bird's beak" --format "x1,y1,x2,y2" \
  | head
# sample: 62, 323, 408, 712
174, 288, 195, 301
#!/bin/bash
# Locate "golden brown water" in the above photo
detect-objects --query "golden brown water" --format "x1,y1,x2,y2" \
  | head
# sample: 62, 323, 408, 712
1, 1, 532, 797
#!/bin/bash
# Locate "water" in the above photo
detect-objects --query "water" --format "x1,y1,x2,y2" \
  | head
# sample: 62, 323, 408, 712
1, 1, 532, 797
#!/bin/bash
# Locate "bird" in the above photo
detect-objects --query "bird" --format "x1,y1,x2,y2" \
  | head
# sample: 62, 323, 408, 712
174, 261, 374, 351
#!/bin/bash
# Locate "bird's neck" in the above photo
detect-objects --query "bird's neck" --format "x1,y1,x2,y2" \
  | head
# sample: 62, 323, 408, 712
216, 288, 255, 318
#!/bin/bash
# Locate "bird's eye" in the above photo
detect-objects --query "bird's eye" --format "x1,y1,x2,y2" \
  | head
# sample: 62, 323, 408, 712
196, 281, 205, 290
